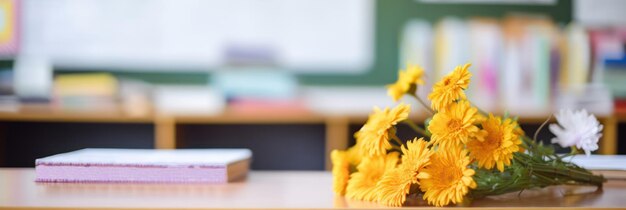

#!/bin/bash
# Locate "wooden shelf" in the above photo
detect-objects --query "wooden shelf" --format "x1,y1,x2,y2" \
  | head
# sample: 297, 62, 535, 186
0, 112, 153, 123
174, 112, 327, 124
0, 104, 152, 123
614, 112, 626, 122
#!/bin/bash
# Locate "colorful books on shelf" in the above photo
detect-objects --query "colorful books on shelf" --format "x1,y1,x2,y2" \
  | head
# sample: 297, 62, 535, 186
35, 148, 252, 183
398, 15, 624, 117
53, 73, 119, 112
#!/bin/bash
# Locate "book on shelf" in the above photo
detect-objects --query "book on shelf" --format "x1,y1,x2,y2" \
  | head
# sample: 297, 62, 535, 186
53, 73, 119, 112
35, 148, 252, 183
397, 15, 626, 117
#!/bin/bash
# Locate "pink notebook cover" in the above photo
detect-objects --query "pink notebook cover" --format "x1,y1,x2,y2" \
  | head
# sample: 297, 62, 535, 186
35, 148, 251, 183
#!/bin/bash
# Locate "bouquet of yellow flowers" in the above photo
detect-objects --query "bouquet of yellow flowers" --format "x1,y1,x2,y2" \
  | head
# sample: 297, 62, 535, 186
331, 63, 605, 207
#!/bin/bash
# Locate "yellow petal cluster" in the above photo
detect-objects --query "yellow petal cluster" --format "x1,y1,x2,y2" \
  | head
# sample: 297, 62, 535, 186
331, 150, 350, 195
467, 114, 522, 172
356, 104, 410, 157
346, 152, 399, 201
419, 148, 476, 207
428, 63, 471, 111
346, 145, 362, 166
428, 100, 486, 150
399, 138, 433, 184
375, 138, 432, 206
387, 64, 426, 101
373, 168, 413, 206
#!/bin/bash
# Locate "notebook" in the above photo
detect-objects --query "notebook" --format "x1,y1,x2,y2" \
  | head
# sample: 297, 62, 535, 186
35, 148, 252, 183
570, 155, 626, 171
570, 155, 626, 180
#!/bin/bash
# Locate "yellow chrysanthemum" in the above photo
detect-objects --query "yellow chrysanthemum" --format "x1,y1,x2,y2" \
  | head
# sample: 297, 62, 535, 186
510, 118, 525, 136
374, 168, 413, 207
400, 137, 433, 184
428, 100, 486, 149
375, 138, 432, 206
346, 152, 399, 201
357, 104, 411, 157
331, 150, 350, 195
387, 64, 426, 102
428, 63, 472, 111
467, 114, 522, 172
346, 145, 362, 166
419, 148, 476, 207
507, 117, 526, 153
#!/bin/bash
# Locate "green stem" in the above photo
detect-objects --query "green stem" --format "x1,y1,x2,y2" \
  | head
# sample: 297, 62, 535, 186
391, 135, 404, 147
514, 153, 605, 187
403, 120, 430, 137
409, 92, 434, 115
533, 166, 603, 184
473, 137, 605, 199
570, 146, 580, 155
390, 144, 402, 153
533, 115, 552, 142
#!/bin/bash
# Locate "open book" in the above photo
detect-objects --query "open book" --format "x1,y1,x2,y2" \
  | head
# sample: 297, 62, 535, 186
35, 148, 252, 183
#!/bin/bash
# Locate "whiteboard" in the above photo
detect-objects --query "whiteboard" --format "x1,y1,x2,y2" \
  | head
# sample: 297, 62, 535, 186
574, 0, 626, 26
20, 0, 374, 73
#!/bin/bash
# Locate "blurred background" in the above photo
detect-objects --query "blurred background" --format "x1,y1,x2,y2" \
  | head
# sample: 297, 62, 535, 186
0, 0, 625, 170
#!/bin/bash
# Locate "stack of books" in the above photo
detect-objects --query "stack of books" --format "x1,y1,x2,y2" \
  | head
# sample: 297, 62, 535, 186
53, 73, 119, 112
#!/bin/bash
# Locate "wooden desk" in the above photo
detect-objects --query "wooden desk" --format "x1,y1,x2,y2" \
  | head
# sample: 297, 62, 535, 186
1, 169, 626, 209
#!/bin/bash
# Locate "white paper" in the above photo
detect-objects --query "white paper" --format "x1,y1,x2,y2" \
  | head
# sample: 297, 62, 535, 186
569, 155, 626, 171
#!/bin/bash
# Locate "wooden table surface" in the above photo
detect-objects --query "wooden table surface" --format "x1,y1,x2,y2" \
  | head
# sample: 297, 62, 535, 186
1, 168, 626, 209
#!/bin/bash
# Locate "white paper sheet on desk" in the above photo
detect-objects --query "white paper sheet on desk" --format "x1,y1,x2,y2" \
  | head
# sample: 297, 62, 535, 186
569, 155, 626, 170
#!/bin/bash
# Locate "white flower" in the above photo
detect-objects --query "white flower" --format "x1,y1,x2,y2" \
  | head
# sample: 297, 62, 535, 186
549, 109, 603, 156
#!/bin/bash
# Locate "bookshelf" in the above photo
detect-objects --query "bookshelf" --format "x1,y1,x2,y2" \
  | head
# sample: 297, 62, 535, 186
0, 104, 620, 170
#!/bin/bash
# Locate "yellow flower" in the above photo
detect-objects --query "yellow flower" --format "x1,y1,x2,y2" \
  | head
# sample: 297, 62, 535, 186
346, 152, 399, 201
346, 145, 362, 166
507, 117, 526, 153
331, 150, 350, 195
428, 100, 486, 150
387, 64, 426, 102
357, 104, 411, 157
400, 137, 433, 184
374, 168, 412, 207
467, 114, 522, 172
375, 138, 432, 206
428, 63, 472, 111
419, 148, 476, 207
511, 118, 525, 137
